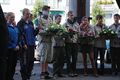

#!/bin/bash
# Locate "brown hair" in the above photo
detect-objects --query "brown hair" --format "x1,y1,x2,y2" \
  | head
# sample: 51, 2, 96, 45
22, 8, 29, 15
114, 14, 120, 17
96, 15, 103, 20
81, 16, 88, 21
67, 11, 73, 16
6, 12, 14, 19
55, 14, 62, 19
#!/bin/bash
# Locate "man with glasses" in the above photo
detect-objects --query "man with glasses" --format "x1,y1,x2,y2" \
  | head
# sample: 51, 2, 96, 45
17, 8, 36, 80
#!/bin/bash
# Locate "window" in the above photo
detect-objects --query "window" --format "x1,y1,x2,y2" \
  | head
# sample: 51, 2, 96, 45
105, 13, 112, 19
0, 0, 10, 4
25, 0, 34, 5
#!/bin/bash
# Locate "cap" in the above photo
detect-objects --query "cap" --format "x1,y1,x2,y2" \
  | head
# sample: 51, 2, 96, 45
42, 5, 50, 11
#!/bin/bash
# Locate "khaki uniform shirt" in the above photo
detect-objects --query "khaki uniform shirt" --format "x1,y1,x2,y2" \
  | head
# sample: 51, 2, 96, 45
79, 25, 95, 45
109, 23, 120, 47
64, 21, 79, 43
94, 24, 107, 48
39, 16, 53, 43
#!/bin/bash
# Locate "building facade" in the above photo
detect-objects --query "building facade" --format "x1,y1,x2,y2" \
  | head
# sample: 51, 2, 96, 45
90, 0, 120, 26
0, 0, 35, 22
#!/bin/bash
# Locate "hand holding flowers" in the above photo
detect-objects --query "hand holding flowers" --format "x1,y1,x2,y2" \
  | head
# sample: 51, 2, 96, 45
99, 28, 117, 39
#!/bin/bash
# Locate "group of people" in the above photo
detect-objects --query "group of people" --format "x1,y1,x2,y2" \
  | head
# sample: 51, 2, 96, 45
0, 4, 120, 80
0, 5, 36, 80
35, 5, 120, 79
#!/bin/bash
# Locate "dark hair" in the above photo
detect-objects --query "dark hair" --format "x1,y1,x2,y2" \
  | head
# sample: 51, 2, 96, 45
39, 11, 42, 15
88, 17, 92, 20
55, 14, 62, 19
96, 15, 103, 20
42, 5, 50, 11
81, 16, 88, 21
22, 8, 29, 15
67, 11, 73, 16
114, 14, 120, 17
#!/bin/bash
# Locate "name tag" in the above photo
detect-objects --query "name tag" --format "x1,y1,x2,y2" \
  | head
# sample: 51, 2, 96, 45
24, 25, 28, 29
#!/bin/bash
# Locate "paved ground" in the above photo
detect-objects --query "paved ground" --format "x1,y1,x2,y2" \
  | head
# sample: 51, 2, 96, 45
14, 61, 120, 80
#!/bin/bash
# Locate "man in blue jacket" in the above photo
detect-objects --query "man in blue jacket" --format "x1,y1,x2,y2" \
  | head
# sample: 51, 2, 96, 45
17, 8, 36, 80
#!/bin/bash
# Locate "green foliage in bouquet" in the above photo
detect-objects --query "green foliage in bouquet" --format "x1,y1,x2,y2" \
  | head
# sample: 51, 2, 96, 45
99, 28, 117, 39
62, 29, 78, 38
78, 31, 95, 44
45, 23, 68, 36
78, 35, 95, 44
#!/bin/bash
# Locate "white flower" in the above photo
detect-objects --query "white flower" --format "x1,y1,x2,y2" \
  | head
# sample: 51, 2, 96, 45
108, 29, 112, 31
111, 31, 114, 34
51, 26, 54, 28
104, 31, 106, 34
45, 28, 48, 30
103, 29, 106, 31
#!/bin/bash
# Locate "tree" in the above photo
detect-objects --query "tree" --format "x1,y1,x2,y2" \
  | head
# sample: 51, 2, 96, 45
91, 3, 105, 25
32, 0, 43, 17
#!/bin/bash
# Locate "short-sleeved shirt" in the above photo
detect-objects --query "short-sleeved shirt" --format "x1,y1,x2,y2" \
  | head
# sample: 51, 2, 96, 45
109, 23, 120, 47
79, 25, 95, 45
94, 24, 107, 48
64, 19, 79, 43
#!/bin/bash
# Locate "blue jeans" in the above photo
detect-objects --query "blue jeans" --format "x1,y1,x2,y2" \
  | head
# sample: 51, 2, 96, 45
94, 47, 105, 72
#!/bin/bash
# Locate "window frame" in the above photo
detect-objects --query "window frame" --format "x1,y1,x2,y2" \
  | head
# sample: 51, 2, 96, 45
0, 0, 10, 4
25, 0, 34, 5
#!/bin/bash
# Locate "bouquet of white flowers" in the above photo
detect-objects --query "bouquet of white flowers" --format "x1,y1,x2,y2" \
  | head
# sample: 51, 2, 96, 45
99, 28, 117, 39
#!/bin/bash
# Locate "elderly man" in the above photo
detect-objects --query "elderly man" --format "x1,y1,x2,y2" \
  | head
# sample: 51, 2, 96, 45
17, 8, 36, 80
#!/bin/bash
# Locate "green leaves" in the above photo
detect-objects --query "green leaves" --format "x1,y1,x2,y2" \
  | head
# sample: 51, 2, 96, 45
45, 23, 68, 36
32, 0, 43, 17
91, 2, 105, 25
99, 28, 117, 39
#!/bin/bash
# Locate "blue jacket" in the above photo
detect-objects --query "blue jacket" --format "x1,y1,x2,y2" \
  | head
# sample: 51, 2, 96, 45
24, 23, 35, 46
17, 19, 35, 46
8, 23, 19, 49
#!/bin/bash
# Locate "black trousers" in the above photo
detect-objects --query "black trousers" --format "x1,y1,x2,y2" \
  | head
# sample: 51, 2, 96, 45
6, 49, 18, 80
0, 54, 7, 80
19, 45, 35, 80
65, 43, 78, 73
53, 46, 65, 75
94, 47, 105, 71
110, 47, 120, 72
